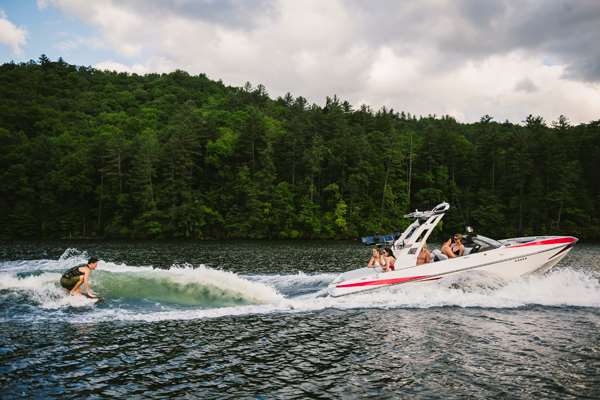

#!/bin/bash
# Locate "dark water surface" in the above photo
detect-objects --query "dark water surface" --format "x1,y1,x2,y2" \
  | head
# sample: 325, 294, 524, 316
1, 241, 599, 399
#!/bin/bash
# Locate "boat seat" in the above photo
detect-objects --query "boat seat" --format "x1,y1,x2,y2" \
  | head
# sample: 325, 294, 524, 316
432, 249, 448, 262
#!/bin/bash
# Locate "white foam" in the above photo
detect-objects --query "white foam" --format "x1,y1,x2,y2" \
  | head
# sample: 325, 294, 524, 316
245, 271, 337, 292
59, 248, 88, 262
0, 272, 61, 290
494, 268, 600, 307
0, 272, 98, 309
308, 268, 600, 310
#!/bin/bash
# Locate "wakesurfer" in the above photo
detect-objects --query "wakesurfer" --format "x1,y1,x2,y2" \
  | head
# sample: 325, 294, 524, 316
60, 257, 99, 298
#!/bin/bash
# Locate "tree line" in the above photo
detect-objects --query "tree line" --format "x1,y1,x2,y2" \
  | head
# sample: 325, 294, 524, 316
1, 56, 599, 241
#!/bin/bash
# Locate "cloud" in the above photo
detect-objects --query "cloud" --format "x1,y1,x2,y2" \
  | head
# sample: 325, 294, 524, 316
0, 10, 27, 54
463, 1, 600, 83
364, 50, 600, 124
348, 0, 600, 81
514, 78, 538, 93
55, 35, 105, 52
94, 57, 176, 74
122, 0, 277, 30
94, 60, 147, 74
41, 0, 600, 123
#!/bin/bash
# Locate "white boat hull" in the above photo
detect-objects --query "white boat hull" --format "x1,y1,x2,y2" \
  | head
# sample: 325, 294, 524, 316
328, 236, 577, 297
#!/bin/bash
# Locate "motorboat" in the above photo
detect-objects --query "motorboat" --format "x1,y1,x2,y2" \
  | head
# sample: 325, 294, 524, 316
328, 202, 577, 297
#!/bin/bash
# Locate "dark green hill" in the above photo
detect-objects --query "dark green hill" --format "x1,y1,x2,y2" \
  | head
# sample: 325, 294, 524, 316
1, 56, 599, 240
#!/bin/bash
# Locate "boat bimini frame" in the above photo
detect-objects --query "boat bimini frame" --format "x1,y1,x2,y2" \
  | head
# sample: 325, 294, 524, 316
390, 202, 450, 270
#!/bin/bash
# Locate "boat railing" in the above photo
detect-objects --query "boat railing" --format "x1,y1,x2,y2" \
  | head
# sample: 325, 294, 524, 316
403, 202, 450, 220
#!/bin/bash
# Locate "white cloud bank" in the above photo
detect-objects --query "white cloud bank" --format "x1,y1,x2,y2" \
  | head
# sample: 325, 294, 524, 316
0, 10, 27, 54
41, 0, 600, 124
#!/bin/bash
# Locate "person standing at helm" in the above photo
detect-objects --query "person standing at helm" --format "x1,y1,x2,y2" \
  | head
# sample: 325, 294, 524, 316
60, 257, 99, 297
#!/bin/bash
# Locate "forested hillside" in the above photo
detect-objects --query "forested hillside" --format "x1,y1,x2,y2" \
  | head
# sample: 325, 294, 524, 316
1, 56, 599, 240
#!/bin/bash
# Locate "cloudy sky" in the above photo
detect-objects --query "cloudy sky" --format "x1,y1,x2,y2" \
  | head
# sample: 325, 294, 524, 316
1, 0, 599, 124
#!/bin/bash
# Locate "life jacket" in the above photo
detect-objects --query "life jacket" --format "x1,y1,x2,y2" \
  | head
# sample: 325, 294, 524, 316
62, 264, 86, 279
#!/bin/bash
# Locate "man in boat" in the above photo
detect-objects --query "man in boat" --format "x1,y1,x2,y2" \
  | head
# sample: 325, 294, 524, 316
441, 234, 465, 258
60, 257, 99, 298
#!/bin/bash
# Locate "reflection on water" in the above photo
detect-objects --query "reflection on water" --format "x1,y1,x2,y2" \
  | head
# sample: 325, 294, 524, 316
0, 241, 599, 399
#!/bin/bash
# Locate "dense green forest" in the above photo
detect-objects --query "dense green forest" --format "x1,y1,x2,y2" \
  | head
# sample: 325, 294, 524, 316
1, 56, 599, 241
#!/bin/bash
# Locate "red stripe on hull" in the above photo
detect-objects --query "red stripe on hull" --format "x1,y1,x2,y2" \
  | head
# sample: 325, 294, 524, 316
336, 275, 428, 288
511, 237, 576, 248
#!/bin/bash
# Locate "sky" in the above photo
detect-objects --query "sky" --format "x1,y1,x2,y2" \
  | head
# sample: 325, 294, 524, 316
1, 0, 599, 124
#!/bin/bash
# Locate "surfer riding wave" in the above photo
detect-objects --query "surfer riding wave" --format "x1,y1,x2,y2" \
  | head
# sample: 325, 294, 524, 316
60, 257, 99, 298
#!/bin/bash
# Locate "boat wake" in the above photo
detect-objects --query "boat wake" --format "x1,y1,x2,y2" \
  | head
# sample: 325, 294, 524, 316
0, 251, 282, 311
0, 249, 599, 323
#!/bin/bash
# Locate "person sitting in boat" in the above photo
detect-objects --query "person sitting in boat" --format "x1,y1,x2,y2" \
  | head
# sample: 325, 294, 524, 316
417, 244, 432, 265
367, 247, 382, 268
380, 247, 396, 272
442, 234, 465, 258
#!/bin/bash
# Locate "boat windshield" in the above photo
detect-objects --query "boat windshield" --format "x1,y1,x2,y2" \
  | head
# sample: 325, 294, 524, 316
469, 235, 502, 251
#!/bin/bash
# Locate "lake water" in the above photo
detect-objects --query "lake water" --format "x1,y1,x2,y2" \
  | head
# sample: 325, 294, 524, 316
1, 240, 599, 399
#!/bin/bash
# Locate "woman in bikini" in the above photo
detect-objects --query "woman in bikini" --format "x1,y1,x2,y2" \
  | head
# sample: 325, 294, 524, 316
380, 247, 396, 272
367, 247, 382, 268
